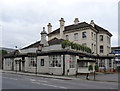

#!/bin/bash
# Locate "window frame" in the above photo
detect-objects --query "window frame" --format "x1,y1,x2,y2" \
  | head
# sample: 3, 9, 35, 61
74, 33, 78, 41
41, 59, 44, 66
82, 32, 86, 38
100, 45, 104, 53
66, 35, 69, 40
100, 35, 103, 41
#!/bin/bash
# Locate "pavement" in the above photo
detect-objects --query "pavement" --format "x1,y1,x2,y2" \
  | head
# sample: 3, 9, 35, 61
1, 70, 118, 82
1, 72, 118, 89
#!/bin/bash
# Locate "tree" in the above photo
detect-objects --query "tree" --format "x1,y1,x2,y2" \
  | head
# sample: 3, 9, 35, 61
0, 50, 8, 56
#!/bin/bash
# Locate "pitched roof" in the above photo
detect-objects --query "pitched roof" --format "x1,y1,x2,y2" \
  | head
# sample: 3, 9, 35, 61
48, 22, 112, 37
48, 37, 64, 45
3, 50, 20, 58
94, 24, 112, 36
21, 41, 40, 50
48, 22, 91, 35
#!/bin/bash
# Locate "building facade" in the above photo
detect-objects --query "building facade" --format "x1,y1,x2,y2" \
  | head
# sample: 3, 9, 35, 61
3, 18, 115, 75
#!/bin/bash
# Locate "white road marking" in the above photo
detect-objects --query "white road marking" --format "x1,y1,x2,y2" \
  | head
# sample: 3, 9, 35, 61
2, 77, 17, 80
51, 79, 64, 81
38, 80, 47, 83
31, 81, 67, 89
30, 79, 36, 82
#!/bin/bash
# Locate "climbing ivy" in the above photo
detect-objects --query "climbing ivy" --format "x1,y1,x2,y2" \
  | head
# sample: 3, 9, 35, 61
61, 40, 91, 53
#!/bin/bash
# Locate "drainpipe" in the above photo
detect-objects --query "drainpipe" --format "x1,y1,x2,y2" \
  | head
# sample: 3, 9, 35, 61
63, 54, 65, 75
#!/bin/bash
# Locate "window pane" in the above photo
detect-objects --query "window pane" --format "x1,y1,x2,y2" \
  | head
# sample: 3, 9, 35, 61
82, 32, 86, 38
100, 35, 103, 41
66, 35, 69, 40
41, 59, 44, 66
74, 33, 78, 40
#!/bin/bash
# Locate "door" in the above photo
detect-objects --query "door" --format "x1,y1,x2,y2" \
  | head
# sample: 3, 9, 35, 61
22, 61, 25, 72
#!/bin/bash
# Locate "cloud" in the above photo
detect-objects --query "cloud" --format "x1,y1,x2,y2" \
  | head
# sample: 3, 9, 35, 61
1, 0, 118, 48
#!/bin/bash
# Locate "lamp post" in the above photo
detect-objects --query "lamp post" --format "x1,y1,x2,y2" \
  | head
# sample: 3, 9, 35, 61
36, 49, 38, 76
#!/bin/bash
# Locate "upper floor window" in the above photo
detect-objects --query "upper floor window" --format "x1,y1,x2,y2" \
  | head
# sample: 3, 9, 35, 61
100, 45, 104, 53
74, 33, 78, 40
100, 35, 103, 41
66, 35, 69, 40
82, 32, 86, 38
91, 43, 93, 51
91, 32, 93, 39
82, 43, 87, 46
107, 36, 110, 44
94, 34, 96, 40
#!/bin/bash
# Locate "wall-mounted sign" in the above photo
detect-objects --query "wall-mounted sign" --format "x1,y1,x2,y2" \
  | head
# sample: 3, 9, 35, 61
67, 59, 70, 63
38, 44, 42, 51
114, 51, 120, 54
27, 53, 36, 57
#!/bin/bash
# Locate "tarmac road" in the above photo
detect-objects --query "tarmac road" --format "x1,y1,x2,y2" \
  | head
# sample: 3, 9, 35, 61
1, 72, 118, 89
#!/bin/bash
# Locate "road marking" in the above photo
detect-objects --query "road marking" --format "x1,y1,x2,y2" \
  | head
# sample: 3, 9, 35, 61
30, 79, 35, 81
38, 80, 47, 83
51, 79, 64, 81
2, 77, 17, 80
31, 81, 67, 89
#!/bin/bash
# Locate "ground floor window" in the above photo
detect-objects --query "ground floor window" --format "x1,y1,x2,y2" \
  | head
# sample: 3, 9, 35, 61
78, 61, 88, 67
109, 59, 112, 67
5, 58, 12, 67
29, 57, 36, 67
41, 59, 44, 66
70, 55, 76, 68
49, 55, 61, 67
99, 59, 105, 67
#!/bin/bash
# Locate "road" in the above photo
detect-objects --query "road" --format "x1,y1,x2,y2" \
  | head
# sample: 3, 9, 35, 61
1, 72, 118, 89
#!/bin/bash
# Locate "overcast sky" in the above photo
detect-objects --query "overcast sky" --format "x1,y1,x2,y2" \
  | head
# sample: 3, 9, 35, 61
0, 0, 119, 49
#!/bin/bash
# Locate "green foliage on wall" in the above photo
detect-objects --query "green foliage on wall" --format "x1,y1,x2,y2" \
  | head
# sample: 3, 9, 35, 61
61, 40, 91, 53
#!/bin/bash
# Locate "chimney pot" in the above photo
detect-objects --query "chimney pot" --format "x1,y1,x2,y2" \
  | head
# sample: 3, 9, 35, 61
74, 18, 79, 24
47, 23, 52, 34
90, 20, 95, 27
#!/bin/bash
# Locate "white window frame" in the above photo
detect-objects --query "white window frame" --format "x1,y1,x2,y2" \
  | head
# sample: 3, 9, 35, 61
74, 33, 78, 40
49, 55, 61, 67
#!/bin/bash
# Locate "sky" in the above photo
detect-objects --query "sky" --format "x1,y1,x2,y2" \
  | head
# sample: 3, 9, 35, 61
0, 0, 119, 49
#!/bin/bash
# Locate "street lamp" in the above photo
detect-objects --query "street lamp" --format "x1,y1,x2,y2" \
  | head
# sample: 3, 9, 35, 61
35, 44, 42, 76
36, 49, 38, 76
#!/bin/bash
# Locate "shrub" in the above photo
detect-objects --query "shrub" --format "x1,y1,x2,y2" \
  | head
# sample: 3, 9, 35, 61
95, 64, 99, 71
88, 65, 93, 71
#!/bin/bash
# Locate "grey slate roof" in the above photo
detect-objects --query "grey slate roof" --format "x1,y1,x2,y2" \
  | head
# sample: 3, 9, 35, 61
48, 22, 90, 35
21, 41, 40, 50
48, 22, 112, 37
48, 37, 64, 45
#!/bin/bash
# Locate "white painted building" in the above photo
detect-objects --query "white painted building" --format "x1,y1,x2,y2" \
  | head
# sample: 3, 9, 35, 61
3, 18, 115, 75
